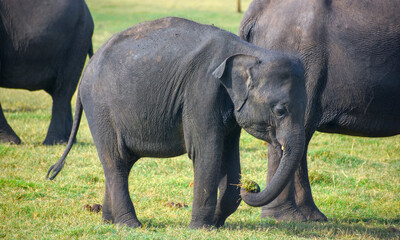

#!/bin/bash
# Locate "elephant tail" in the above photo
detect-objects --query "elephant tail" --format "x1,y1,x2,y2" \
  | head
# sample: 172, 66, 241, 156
46, 94, 83, 180
88, 40, 94, 58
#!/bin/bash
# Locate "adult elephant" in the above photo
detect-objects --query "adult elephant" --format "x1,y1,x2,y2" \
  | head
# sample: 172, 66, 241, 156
0, 0, 94, 145
239, 0, 400, 221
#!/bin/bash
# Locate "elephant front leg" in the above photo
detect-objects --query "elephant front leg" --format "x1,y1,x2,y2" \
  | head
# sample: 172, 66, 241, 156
183, 88, 228, 229
190, 155, 221, 229
294, 144, 327, 221
43, 94, 73, 145
260, 143, 306, 221
0, 103, 21, 144
213, 127, 241, 228
187, 134, 223, 229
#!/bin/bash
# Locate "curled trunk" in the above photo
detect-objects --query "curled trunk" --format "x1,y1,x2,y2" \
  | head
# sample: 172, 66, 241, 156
240, 129, 305, 207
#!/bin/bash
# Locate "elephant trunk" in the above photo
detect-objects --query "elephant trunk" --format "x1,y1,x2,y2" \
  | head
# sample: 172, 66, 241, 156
240, 126, 305, 207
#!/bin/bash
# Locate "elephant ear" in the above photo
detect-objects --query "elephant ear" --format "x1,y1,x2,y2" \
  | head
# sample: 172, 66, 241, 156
213, 54, 260, 111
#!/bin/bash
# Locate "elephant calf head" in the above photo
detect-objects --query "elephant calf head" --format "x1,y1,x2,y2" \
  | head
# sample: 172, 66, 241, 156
214, 53, 307, 207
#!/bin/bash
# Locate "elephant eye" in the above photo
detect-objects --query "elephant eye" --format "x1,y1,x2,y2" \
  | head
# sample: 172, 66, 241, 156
273, 105, 287, 118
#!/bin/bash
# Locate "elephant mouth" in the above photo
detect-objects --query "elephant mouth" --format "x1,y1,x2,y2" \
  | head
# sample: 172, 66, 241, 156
242, 125, 274, 143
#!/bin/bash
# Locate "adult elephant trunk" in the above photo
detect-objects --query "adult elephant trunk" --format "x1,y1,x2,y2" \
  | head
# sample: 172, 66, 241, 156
241, 124, 305, 207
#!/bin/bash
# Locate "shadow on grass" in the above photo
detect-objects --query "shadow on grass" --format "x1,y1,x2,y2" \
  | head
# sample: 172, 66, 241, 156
88, 216, 400, 239
30, 141, 94, 147
222, 218, 400, 239
118, 217, 400, 239
72, 141, 94, 147
2, 106, 42, 113
136, 218, 400, 239
342, 217, 400, 225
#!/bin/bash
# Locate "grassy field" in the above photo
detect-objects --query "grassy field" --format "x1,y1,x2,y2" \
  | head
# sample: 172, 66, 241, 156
1, 0, 399, 239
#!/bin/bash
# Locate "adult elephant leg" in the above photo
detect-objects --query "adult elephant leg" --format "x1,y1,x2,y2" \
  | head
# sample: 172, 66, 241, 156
213, 127, 241, 228
43, 62, 85, 145
260, 143, 306, 221
43, 32, 90, 145
0, 103, 21, 144
43, 93, 73, 145
43, 52, 85, 145
294, 138, 327, 221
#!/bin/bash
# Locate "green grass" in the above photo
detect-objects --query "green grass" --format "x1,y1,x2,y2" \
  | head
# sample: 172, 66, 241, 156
1, 0, 399, 239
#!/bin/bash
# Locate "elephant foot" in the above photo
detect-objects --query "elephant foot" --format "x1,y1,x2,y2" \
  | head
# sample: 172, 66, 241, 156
189, 220, 215, 230
213, 216, 227, 228
102, 213, 114, 225
43, 135, 71, 145
297, 203, 327, 222
0, 130, 21, 144
261, 202, 307, 222
103, 211, 142, 228
115, 216, 142, 228
119, 219, 142, 228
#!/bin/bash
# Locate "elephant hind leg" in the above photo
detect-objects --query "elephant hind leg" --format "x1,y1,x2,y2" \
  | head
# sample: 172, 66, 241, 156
0, 103, 21, 144
102, 182, 114, 224
103, 165, 141, 228
101, 152, 142, 228
93, 125, 142, 227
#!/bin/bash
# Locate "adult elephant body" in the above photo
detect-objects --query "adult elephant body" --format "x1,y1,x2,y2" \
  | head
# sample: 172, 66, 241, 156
240, 0, 400, 221
48, 17, 307, 228
0, 0, 94, 144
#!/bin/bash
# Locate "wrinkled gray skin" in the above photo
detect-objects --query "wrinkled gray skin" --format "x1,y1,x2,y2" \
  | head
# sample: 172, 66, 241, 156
0, 0, 94, 145
47, 17, 307, 229
239, 0, 400, 221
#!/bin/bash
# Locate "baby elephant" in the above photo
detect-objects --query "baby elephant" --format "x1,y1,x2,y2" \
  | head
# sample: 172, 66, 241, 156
47, 17, 306, 229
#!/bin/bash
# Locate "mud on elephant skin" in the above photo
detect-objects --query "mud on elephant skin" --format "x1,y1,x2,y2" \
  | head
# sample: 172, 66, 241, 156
0, 0, 94, 145
240, 0, 400, 222
47, 17, 307, 229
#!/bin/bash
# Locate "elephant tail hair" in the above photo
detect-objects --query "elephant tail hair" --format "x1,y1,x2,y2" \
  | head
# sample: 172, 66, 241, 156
46, 94, 83, 180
